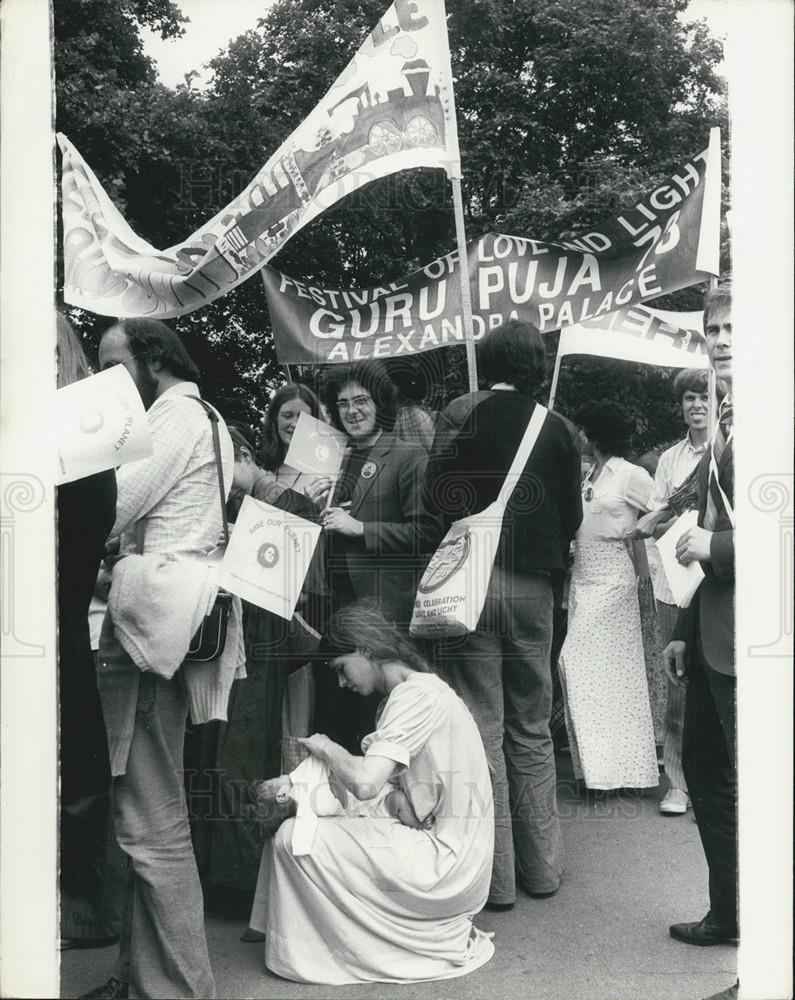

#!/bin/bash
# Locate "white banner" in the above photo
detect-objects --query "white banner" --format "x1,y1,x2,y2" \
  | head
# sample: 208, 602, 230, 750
219, 495, 321, 619
58, 0, 459, 319
558, 305, 709, 369
55, 364, 152, 484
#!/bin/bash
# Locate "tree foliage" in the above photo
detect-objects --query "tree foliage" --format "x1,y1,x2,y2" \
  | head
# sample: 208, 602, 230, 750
54, 0, 728, 447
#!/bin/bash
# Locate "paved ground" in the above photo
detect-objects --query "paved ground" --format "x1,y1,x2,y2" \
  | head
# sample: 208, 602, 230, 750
61, 756, 737, 1000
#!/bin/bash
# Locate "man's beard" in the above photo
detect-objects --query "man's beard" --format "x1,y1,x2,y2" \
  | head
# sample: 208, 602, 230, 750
135, 361, 159, 410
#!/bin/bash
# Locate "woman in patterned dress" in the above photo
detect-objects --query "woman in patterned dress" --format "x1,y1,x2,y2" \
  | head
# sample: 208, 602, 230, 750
558, 401, 659, 791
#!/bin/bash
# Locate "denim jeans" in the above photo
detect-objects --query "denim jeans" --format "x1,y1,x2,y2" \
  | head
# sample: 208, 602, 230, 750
436, 567, 563, 903
111, 673, 215, 998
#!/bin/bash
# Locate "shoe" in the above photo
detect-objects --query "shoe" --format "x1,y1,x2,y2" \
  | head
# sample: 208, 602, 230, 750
660, 788, 690, 815
60, 935, 119, 951
78, 978, 129, 999
669, 912, 738, 946
240, 926, 267, 942
702, 982, 739, 1000
526, 887, 559, 899
483, 900, 514, 912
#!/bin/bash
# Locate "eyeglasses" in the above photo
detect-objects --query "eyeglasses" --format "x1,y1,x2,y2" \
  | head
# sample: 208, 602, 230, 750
336, 394, 373, 412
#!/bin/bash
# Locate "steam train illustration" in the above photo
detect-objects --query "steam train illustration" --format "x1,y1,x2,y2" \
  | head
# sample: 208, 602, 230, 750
214, 58, 447, 273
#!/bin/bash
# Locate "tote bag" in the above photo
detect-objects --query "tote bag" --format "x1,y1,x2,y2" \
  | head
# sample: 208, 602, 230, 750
410, 404, 548, 638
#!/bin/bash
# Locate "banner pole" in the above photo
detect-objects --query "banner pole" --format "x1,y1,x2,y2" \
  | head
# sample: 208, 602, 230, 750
284, 365, 293, 384
547, 345, 563, 410
451, 178, 478, 393
708, 274, 718, 435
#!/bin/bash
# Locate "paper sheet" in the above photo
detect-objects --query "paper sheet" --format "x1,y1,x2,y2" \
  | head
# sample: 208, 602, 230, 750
654, 509, 705, 608
55, 364, 152, 484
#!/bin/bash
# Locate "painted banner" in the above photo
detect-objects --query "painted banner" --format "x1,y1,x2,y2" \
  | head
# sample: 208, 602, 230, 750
558, 306, 708, 369
264, 144, 719, 364
55, 364, 153, 484
59, 0, 458, 319
219, 495, 322, 619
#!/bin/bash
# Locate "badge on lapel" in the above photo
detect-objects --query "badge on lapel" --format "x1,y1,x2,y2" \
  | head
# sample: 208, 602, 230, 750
361, 461, 377, 480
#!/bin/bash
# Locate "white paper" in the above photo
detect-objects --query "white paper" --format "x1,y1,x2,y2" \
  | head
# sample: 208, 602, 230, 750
54, 364, 152, 484
284, 411, 347, 477
654, 509, 705, 608
218, 494, 321, 619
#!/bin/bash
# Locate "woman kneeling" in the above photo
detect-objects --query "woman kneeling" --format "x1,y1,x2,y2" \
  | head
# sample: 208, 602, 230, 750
248, 602, 495, 985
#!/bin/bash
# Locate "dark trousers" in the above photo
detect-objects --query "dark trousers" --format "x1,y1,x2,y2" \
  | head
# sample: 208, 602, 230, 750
437, 567, 563, 903
682, 645, 737, 931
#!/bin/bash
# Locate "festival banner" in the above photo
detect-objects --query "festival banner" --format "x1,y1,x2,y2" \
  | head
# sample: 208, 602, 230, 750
264, 144, 719, 364
55, 364, 153, 484
284, 412, 347, 477
219, 495, 322, 619
59, 0, 458, 319
557, 307, 709, 369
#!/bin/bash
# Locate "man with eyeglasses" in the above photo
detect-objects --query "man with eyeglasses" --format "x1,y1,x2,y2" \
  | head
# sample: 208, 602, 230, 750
80, 318, 233, 1000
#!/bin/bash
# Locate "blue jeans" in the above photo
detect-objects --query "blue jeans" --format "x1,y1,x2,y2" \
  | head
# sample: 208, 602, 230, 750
111, 673, 215, 998
436, 567, 563, 903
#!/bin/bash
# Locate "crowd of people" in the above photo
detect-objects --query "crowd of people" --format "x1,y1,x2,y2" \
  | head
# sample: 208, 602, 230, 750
57, 285, 737, 1000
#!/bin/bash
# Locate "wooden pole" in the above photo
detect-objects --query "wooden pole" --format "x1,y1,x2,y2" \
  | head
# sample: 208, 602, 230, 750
547, 344, 560, 410
451, 176, 478, 392
708, 274, 718, 436
547, 346, 563, 410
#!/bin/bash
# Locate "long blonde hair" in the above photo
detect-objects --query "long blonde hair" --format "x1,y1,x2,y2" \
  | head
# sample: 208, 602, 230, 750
56, 312, 91, 389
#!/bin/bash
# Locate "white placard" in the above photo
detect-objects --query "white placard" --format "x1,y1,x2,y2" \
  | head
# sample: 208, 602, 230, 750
654, 509, 706, 608
218, 494, 321, 619
284, 411, 347, 477
54, 364, 152, 484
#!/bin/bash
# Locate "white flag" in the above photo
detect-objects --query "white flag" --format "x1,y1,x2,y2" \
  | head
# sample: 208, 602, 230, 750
284, 412, 347, 478
558, 306, 709, 369
55, 365, 152, 484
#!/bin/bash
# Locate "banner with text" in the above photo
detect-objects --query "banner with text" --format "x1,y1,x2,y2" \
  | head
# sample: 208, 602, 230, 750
264, 145, 718, 364
219, 495, 322, 619
558, 306, 708, 369
59, 0, 458, 319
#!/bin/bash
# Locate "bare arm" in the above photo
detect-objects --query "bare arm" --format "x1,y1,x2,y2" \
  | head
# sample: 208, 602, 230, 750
298, 734, 397, 801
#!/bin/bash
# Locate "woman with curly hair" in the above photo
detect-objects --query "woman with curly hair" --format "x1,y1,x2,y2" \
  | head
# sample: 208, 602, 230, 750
315, 360, 440, 752
559, 399, 659, 791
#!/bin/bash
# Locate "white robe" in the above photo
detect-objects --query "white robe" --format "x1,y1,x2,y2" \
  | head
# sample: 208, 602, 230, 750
249, 672, 495, 984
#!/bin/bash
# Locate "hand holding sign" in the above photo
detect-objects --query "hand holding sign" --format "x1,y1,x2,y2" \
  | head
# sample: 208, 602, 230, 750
55, 364, 152, 484
219, 495, 321, 619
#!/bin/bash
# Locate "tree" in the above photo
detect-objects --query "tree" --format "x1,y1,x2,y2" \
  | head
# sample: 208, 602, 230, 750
54, 0, 728, 443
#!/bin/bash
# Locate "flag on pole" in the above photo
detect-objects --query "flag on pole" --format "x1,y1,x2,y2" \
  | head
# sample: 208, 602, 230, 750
284, 412, 347, 477
556, 306, 709, 369
59, 0, 458, 319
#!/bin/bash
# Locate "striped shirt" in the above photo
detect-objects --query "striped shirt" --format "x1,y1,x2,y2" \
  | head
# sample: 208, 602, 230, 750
112, 382, 234, 558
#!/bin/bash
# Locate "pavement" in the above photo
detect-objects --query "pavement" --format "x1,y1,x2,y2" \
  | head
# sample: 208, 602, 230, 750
60, 755, 737, 1000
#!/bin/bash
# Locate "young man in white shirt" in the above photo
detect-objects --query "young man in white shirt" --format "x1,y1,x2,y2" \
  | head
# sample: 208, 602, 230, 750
635, 369, 710, 815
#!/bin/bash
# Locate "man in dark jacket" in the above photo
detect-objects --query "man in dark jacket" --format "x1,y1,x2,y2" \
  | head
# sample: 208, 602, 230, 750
423, 320, 582, 909
664, 285, 737, 970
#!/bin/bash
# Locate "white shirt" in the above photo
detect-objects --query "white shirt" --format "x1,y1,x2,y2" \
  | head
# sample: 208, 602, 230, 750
112, 382, 234, 558
577, 456, 653, 543
650, 432, 708, 510
647, 432, 708, 603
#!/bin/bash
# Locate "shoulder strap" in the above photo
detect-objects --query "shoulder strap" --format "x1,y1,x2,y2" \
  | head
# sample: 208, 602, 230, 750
498, 403, 548, 507
188, 396, 230, 547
